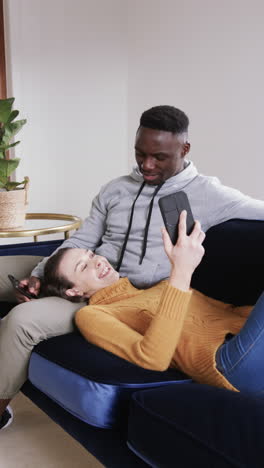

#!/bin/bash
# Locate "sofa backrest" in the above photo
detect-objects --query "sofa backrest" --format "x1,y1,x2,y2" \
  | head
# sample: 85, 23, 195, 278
1, 220, 263, 306
192, 219, 264, 305
0, 239, 63, 257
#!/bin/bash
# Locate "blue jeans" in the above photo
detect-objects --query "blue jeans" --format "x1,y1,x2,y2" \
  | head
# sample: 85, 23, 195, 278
216, 291, 264, 397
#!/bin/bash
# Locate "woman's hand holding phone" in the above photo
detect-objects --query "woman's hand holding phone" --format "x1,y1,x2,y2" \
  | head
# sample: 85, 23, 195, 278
14, 276, 41, 302
162, 210, 205, 291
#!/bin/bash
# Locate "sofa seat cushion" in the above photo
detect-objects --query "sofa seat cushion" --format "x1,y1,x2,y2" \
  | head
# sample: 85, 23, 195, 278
127, 383, 264, 468
28, 332, 191, 429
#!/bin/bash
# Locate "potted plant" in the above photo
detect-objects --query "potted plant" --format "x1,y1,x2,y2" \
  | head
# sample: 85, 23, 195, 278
0, 97, 29, 230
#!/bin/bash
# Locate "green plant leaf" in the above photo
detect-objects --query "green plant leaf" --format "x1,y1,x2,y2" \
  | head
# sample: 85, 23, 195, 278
0, 141, 20, 152
0, 175, 26, 191
4, 180, 26, 191
1, 120, 27, 146
0, 158, 20, 179
0, 98, 15, 123
0, 174, 8, 185
7, 110, 19, 123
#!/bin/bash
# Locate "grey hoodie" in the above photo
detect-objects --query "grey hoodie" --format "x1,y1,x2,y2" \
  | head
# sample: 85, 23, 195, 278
33, 161, 264, 288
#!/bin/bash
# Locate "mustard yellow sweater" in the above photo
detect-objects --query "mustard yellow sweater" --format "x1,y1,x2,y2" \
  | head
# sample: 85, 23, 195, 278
75, 278, 252, 392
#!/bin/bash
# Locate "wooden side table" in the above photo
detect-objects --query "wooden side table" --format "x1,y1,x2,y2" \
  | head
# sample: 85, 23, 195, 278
0, 213, 82, 242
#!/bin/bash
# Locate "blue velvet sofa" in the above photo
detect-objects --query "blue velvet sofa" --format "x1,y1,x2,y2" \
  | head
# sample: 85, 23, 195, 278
1, 219, 264, 468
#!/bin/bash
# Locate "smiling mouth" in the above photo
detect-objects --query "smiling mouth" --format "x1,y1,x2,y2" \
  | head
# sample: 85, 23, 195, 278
99, 265, 111, 279
142, 173, 159, 179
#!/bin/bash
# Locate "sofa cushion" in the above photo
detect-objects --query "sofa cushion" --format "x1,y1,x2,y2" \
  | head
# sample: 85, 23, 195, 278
127, 383, 264, 467
29, 332, 191, 429
0, 239, 63, 257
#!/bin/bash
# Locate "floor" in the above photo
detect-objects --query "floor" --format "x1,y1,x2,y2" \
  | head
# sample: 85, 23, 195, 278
0, 392, 103, 468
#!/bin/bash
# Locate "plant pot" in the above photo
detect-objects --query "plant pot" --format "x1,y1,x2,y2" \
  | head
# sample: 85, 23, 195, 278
0, 178, 29, 230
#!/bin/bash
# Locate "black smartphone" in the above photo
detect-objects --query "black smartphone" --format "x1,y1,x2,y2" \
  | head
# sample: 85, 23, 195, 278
159, 191, 195, 245
8, 274, 38, 299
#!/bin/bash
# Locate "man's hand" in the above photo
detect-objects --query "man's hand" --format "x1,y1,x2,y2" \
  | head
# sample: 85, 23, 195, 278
15, 276, 41, 303
162, 210, 205, 291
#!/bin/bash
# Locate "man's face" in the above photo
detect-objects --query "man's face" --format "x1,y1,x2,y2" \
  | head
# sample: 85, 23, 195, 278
135, 127, 190, 185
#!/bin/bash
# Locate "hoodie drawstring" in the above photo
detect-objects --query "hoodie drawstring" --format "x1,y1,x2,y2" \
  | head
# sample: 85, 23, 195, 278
116, 181, 145, 272
139, 182, 164, 264
116, 181, 164, 272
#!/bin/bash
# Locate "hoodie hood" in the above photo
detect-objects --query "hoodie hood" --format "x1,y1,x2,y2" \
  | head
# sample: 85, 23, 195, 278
130, 160, 198, 190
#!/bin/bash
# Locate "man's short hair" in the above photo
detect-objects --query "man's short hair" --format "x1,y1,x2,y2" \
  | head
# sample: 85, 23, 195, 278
139, 105, 189, 135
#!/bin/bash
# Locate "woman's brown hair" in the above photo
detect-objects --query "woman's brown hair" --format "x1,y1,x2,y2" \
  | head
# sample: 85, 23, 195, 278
42, 248, 85, 303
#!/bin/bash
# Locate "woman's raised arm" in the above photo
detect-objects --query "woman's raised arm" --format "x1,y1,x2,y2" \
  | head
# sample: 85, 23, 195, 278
162, 210, 205, 291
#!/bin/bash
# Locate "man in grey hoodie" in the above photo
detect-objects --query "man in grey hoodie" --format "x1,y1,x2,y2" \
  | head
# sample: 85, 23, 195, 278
24, 105, 264, 291
0, 105, 264, 428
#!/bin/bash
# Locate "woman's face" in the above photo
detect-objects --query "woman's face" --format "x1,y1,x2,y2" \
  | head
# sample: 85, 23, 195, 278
59, 249, 120, 298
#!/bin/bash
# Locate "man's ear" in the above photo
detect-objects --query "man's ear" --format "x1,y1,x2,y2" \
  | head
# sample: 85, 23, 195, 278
182, 142, 191, 156
65, 288, 83, 298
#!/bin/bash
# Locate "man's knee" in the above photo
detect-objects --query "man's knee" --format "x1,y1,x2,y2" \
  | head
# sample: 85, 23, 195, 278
3, 301, 43, 344
5, 296, 80, 331
3, 297, 81, 347
9, 296, 81, 320
4, 301, 33, 327
1, 302, 42, 348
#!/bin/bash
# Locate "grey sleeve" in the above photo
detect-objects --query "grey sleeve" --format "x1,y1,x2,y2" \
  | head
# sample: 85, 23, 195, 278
31, 188, 108, 278
205, 179, 264, 231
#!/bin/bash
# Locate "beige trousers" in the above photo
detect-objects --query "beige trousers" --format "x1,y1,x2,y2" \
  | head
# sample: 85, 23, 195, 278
0, 256, 84, 398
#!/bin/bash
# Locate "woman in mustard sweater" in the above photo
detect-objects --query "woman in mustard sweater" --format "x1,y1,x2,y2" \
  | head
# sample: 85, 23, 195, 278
43, 211, 263, 397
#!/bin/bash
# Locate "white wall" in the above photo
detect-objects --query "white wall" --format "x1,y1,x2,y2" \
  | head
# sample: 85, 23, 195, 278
3, 0, 264, 233
4, 0, 128, 219
127, 0, 264, 200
